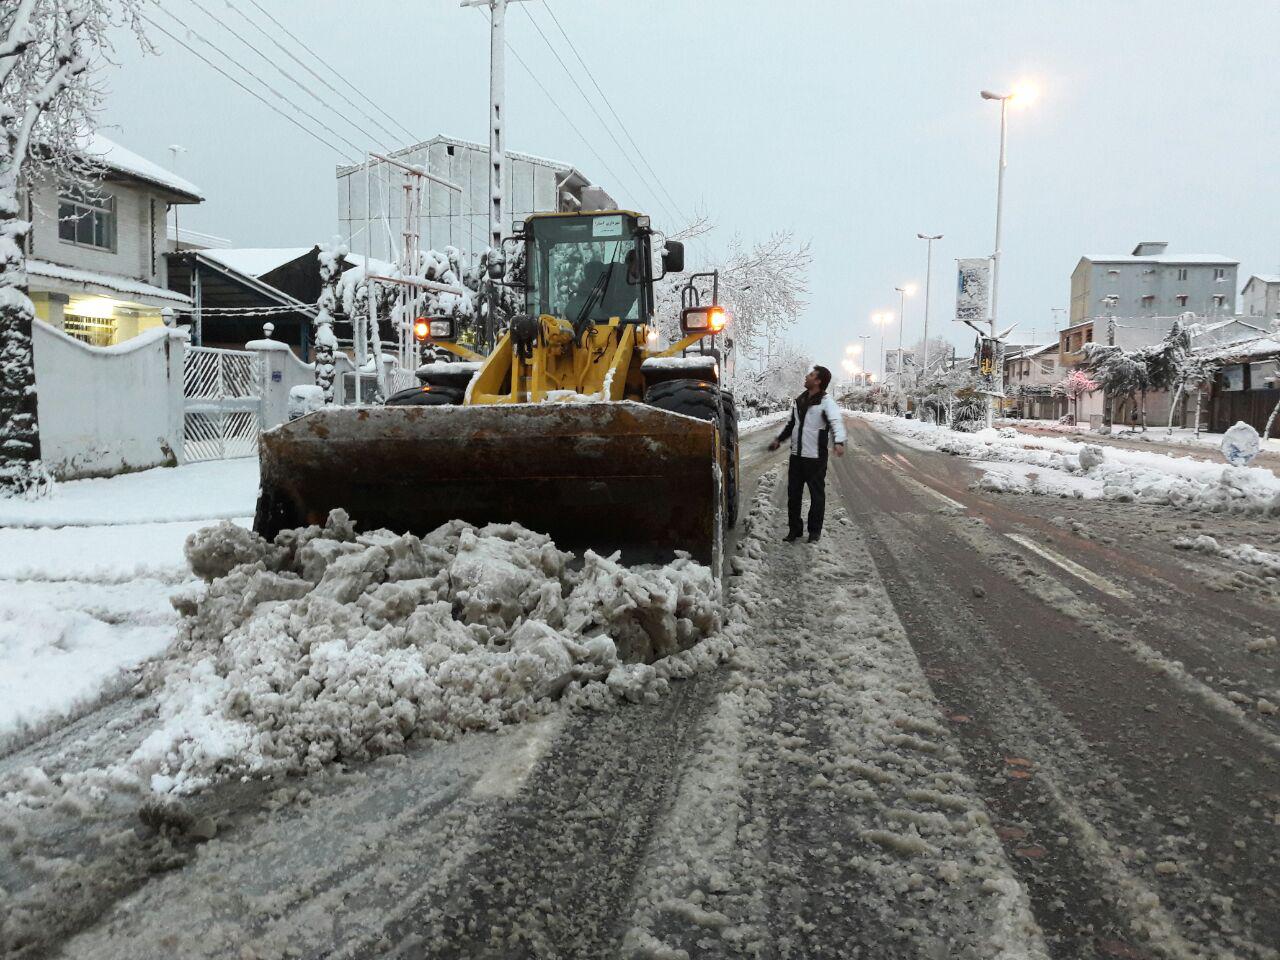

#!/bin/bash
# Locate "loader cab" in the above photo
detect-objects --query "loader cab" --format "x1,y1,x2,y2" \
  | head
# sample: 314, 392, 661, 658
515, 211, 677, 331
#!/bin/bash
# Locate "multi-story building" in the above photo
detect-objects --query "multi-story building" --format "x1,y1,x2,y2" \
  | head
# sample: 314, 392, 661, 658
1241, 275, 1280, 321
1069, 242, 1237, 327
1003, 342, 1063, 419
21, 134, 203, 345
335, 134, 599, 264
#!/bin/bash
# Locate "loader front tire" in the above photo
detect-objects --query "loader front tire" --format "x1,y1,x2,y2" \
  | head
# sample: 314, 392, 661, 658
385, 385, 463, 407
644, 379, 739, 530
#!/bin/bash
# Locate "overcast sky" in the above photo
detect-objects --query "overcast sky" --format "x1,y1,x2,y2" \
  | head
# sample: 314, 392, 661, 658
101, 0, 1280, 367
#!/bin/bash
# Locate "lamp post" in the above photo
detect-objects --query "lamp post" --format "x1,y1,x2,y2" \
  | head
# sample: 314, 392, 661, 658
873, 312, 890, 384
916, 233, 942, 380
980, 81, 1036, 427
894, 285, 916, 414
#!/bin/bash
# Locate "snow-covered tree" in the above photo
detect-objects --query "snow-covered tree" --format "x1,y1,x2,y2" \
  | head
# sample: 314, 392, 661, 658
734, 340, 812, 416
653, 229, 811, 366
314, 241, 345, 402
1082, 342, 1150, 430
1052, 368, 1097, 424
1, 0, 146, 496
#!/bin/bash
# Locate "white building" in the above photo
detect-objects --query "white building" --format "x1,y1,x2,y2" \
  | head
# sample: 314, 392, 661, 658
21, 134, 203, 345
1241, 275, 1280, 321
336, 134, 595, 264
1070, 242, 1238, 326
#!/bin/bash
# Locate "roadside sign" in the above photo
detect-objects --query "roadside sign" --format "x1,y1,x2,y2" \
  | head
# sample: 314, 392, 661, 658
975, 335, 1003, 395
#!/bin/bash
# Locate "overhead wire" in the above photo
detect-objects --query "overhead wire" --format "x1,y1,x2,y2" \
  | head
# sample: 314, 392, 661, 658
540, 0, 693, 226
472, 7, 640, 215
147, 3, 370, 160
138, 11, 359, 163
240, 0, 421, 147
177, 0, 392, 153
517, 2, 679, 227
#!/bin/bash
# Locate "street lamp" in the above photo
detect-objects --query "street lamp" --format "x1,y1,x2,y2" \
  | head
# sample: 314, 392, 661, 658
894, 285, 915, 414
916, 233, 943, 378
872, 312, 891, 384
980, 81, 1036, 426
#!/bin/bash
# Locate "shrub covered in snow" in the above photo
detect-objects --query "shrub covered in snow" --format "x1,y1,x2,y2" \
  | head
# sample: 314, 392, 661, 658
129, 512, 726, 793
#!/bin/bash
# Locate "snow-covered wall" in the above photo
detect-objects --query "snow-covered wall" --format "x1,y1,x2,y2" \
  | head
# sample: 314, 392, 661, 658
248, 338, 315, 429
33, 320, 186, 479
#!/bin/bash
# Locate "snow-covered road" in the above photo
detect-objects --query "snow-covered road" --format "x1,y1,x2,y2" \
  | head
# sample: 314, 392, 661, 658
2, 419, 1278, 958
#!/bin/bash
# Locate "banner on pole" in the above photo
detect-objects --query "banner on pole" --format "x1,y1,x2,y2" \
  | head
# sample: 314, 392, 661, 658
975, 335, 1004, 394
955, 258, 990, 322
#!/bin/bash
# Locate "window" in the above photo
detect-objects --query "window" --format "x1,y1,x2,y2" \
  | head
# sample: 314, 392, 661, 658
1175, 268, 1188, 281
1221, 365, 1245, 392
58, 183, 116, 251
1040, 359, 1056, 374
1214, 267, 1226, 281
1212, 295, 1225, 308
1141, 295, 1156, 305
1176, 294, 1189, 306
63, 314, 115, 346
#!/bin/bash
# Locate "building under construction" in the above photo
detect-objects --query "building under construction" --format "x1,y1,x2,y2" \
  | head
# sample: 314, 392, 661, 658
334, 134, 598, 263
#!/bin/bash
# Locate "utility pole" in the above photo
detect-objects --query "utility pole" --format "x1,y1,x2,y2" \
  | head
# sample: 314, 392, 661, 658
917, 233, 942, 379
462, 0, 528, 349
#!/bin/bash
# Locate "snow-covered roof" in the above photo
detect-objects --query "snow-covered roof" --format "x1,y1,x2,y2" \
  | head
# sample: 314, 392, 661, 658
1199, 335, 1280, 362
167, 225, 231, 249
1243, 274, 1280, 288
84, 134, 203, 202
199, 247, 315, 278
25, 258, 193, 306
1080, 252, 1237, 266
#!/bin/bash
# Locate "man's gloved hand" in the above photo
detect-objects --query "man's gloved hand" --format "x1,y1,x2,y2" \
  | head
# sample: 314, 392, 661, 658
768, 440, 781, 451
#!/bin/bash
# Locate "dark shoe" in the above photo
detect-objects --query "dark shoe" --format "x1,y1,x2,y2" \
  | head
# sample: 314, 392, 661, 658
783, 531, 803, 542
807, 533, 821, 543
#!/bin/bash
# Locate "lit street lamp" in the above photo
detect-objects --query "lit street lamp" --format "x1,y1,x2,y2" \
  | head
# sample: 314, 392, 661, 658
979, 81, 1036, 427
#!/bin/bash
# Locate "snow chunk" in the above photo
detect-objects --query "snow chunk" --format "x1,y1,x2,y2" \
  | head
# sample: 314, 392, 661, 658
122, 512, 723, 793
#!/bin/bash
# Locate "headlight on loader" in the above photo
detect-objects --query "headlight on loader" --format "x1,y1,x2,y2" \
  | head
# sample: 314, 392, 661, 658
680, 305, 729, 335
414, 317, 455, 341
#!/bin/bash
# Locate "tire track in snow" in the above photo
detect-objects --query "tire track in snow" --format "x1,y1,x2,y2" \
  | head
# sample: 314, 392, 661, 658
622, 470, 1049, 959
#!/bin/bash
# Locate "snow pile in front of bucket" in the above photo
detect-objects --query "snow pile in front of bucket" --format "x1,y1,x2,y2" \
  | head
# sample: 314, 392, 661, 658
130, 511, 725, 793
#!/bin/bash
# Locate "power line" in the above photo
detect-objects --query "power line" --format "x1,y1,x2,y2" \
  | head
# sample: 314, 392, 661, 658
149, 2, 371, 160
138, 11, 358, 163
473, 8, 640, 215
517, 2, 678, 227
178, 0, 391, 153
540, 0, 691, 225
240, 0, 420, 147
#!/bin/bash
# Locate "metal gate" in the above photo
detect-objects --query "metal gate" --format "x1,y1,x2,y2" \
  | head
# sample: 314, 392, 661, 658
183, 346, 262, 462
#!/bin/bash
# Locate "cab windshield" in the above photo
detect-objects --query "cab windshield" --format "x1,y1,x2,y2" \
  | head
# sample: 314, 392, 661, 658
526, 215, 644, 325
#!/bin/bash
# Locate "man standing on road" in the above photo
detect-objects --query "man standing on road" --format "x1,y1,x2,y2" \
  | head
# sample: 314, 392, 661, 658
769, 365, 846, 542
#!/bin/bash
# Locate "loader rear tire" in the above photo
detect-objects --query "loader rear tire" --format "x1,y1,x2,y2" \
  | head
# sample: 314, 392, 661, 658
644, 379, 739, 530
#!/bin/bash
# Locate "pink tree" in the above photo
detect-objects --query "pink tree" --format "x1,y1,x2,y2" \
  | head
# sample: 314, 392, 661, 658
1053, 369, 1097, 425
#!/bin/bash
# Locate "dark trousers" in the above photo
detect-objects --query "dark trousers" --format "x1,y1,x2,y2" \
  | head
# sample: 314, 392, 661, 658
787, 454, 827, 536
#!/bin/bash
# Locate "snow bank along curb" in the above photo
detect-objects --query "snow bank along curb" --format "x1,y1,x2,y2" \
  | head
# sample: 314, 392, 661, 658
862, 412, 1280, 514
623, 471, 1049, 958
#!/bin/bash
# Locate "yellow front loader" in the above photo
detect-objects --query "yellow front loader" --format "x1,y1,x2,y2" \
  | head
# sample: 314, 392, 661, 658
254, 209, 738, 566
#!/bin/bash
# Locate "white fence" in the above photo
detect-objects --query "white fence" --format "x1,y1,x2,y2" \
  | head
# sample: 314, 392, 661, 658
183, 346, 262, 462
32, 320, 186, 480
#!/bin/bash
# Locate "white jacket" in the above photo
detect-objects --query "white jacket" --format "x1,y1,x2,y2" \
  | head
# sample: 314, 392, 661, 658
776, 391, 847, 458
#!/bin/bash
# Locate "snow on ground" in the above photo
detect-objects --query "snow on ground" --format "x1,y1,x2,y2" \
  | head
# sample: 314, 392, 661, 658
0, 460, 259, 750
863, 413, 1280, 513
737, 409, 789, 434
7, 510, 729, 797
999, 417, 1280, 456
0, 459, 258, 527
623, 471, 1050, 958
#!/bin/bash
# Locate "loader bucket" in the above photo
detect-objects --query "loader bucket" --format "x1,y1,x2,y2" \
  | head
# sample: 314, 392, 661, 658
254, 401, 722, 566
